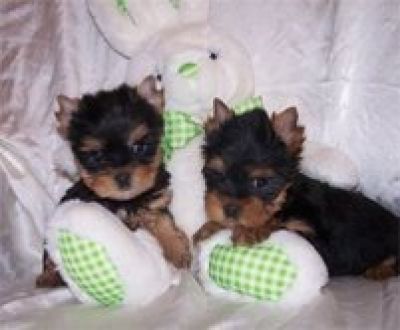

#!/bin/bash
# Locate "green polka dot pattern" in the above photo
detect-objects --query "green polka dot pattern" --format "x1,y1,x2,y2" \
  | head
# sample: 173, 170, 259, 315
209, 244, 297, 301
57, 230, 124, 306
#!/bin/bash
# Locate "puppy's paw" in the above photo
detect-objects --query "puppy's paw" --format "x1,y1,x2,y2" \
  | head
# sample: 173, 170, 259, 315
231, 225, 273, 246
138, 210, 192, 269
364, 256, 398, 281
193, 221, 226, 245
163, 230, 192, 269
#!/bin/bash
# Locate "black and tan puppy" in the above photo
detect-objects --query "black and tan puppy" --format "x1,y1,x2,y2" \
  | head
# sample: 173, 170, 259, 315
194, 98, 399, 280
36, 77, 191, 287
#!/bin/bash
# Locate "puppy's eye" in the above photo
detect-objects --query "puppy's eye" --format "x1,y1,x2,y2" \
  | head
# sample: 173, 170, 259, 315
250, 177, 271, 189
203, 168, 225, 182
128, 143, 151, 156
82, 150, 104, 170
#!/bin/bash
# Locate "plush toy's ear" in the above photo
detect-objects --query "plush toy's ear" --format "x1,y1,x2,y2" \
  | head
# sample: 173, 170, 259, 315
272, 107, 305, 157
205, 98, 234, 134
56, 95, 79, 138
137, 76, 165, 113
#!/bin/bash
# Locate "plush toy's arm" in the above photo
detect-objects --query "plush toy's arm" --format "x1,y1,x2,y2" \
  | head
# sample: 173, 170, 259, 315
46, 201, 180, 307
196, 229, 329, 306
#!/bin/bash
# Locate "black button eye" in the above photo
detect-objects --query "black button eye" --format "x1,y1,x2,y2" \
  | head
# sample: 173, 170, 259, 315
209, 51, 219, 60
156, 73, 162, 81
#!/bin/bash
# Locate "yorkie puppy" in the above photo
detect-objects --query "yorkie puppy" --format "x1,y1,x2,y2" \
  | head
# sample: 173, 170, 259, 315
194, 98, 399, 280
36, 77, 191, 287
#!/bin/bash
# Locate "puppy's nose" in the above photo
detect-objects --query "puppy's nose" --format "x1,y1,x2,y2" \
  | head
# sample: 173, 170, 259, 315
224, 204, 239, 219
114, 173, 131, 189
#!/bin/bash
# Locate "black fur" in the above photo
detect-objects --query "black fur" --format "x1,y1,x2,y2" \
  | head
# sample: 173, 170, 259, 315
68, 84, 163, 171
204, 110, 296, 200
204, 108, 399, 277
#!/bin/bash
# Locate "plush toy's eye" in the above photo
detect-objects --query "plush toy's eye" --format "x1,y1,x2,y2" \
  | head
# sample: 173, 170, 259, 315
156, 73, 162, 82
209, 51, 219, 60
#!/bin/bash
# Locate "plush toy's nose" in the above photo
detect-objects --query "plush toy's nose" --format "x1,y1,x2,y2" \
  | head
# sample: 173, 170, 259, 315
177, 62, 199, 78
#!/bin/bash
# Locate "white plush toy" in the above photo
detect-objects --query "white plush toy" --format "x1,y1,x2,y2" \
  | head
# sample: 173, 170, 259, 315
46, 0, 355, 307
148, 23, 255, 238
87, 0, 209, 57
46, 200, 180, 307
195, 229, 328, 307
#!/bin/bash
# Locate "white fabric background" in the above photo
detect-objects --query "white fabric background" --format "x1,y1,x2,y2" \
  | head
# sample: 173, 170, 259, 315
0, 0, 399, 329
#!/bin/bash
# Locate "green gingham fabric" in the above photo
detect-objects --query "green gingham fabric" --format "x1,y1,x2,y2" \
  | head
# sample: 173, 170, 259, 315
58, 230, 124, 306
162, 96, 264, 161
169, 0, 182, 10
116, 0, 128, 14
209, 243, 297, 301
232, 95, 264, 115
162, 111, 203, 161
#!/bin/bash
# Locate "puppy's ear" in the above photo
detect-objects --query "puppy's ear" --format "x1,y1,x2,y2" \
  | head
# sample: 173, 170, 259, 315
56, 95, 79, 138
205, 98, 234, 134
137, 75, 164, 113
272, 107, 305, 157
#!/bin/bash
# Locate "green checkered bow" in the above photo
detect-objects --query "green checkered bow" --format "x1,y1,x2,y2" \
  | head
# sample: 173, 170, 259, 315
162, 96, 264, 161
209, 243, 297, 301
162, 111, 203, 161
231, 95, 263, 115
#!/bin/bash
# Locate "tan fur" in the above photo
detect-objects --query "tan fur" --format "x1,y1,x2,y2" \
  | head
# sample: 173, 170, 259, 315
146, 189, 172, 210
136, 210, 191, 268
205, 157, 226, 173
247, 166, 276, 178
136, 76, 164, 113
364, 256, 397, 280
79, 148, 162, 200
198, 187, 289, 245
205, 98, 234, 133
128, 124, 149, 144
56, 95, 79, 138
80, 137, 103, 152
193, 221, 226, 244
231, 218, 280, 245
283, 218, 315, 236
36, 255, 65, 288
272, 107, 305, 157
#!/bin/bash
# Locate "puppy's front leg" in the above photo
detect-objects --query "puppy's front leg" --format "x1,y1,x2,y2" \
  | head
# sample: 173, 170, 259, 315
193, 221, 227, 245
137, 210, 191, 269
231, 218, 281, 246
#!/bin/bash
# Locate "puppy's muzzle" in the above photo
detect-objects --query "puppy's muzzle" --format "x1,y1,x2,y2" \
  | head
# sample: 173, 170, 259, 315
114, 172, 131, 189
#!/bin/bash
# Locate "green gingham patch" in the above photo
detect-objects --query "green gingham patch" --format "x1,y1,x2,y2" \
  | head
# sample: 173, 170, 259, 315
162, 96, 264, 161
209, 244, 297, 301
116, 0, 128, 14
232, 96, 264, 115
57, 230, 124, 306
162, 111, 203, 161
169, 0, 181, 9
